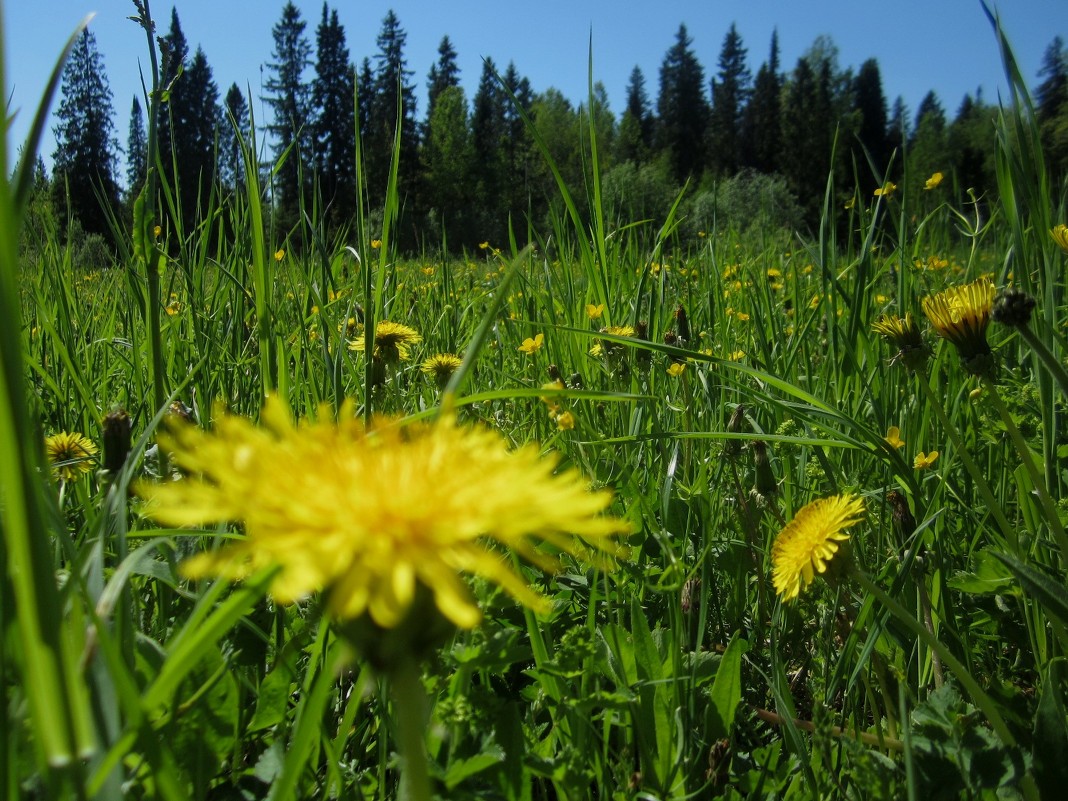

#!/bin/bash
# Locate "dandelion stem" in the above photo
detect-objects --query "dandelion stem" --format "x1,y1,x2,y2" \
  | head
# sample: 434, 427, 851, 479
1015, 323, 1068, 402
390, 658, 432, 801
852, 570, 1016, 748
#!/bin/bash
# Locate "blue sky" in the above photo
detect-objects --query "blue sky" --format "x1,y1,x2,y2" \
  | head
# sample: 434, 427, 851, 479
4, 1, 1065, 172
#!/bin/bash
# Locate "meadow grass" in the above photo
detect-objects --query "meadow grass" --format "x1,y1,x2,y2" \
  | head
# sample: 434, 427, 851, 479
5, 6, 1068, 801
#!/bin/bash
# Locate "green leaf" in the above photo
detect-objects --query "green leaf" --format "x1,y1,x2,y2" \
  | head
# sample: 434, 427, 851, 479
444, 746, 505, 790
1033, 661, 1068, 797
992, 551, 1068, 628
947, 549, 1017, 596
708, 634, 749, 740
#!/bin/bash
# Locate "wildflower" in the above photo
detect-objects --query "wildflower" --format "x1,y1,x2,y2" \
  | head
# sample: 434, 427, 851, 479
914, 450, 939, 469
349, 321, 422, 363
138, 397, 630, 635
771, 494, 865, 602
555, 410, 576, 431
420, 353, 463, 388
274, 248, 285, 261
871, 313, 928, 371
1051, 224, 1068, 254
421, 266, 435, 276
924, 172, 944, 190
153, 225, 162, 239
921, 277, 996, 376
45, 432, 98, 482
371, 239, 382, 250
585, 303, 605, 320
729, 350, 746, 361
518, 333, 544, 355
874, 181, 897, 197
884, 426, 905, 450
666, 362, 686, 377
478, 241, 490, 250
843, 196, 856, 210
590, 325, 635, 359
165, 299, 182, 316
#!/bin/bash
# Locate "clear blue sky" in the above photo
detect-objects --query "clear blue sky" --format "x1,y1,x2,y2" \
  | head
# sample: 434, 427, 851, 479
4, 0, 1064, 173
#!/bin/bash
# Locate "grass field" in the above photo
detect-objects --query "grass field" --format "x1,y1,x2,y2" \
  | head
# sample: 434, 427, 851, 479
4, 8, 1068, 801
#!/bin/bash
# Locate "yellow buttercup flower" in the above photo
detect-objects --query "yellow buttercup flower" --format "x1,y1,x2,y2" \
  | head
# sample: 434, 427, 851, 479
914, 450, 939, 469
884, 426, 905, 450
45, 432, 98, 482
771, 494, 864, 602
1051, 224, 1068, 254
348, 321, 422, 363
921, 277, 996, 375
666, 362, 686, 377
585, 303, 605, 320
274, 248, 285, 261
874, 181, 897, 197
555, 410, 576, 431
138, 398, 630, 631
924, 172, 944, 190
518, 333, 544, 355
371, 239, 382, 250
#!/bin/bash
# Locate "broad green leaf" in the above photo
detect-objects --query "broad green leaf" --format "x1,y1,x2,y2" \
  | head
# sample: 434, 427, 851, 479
708, 635, 749, 740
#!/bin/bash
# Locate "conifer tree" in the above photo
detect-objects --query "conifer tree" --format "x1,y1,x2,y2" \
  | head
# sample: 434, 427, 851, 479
617, 65, 654, 165
422, 85, 473, 246
852, 58, 890, 190
357, 58, 374, 143
741, 30, 782, 173
1036, 37, 1068, 178
948, 93, 996, 198
471, 58, 507, 235
708, 23, 750, 176
157, 8, 188, 187
886, 95, 909, 179
126, 96, 148, 199
426, 35, 460, 124
779, 56, 828, 224
501, 61, 535, 219
657, 24, 708, 183
264, 1, 312, 223
219, 83, 250, 192
909, 91, 949, 196
52, 28, 120, 238
311, 2, 355, 225
367, 10, 418, 198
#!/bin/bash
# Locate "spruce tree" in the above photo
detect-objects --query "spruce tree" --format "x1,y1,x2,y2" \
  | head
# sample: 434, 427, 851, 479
422, 85, 473, 246
219, 84, 250, 192
501, 61, 535, 219
52, 28, 120, 238
617, 66, 654, 165
356, 58, 374, 144
708, 23, 750, 177
1036, 37, 1068, 178
851, 58, 890, 190
157, 8, 188, 189
740, 31, 782, 174
779, 56, 829, 224
657, 24, 708, 183
126, 96, 148, 198
471, 58, 507, 236
426, 35, 460, 124
311, 3, 356, 225
264, 1, 312, 224
909, 91, 949, 196
367, 10, 418, 198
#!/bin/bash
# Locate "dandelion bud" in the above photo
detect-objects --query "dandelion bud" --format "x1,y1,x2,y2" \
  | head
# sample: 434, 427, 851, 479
674, 304, 691, 343
751, 441, 778, 500
992, 287, 1037, 329
102, 408, 132, 475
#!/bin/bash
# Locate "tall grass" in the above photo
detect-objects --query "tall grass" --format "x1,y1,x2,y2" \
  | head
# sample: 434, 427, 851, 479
5, 3, 1068, 799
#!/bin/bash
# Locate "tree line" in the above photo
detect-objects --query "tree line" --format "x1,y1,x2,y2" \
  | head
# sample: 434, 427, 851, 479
46, 3, 1068, 255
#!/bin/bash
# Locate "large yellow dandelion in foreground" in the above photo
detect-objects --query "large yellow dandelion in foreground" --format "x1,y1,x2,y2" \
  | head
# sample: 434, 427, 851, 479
138, 398, 630, 630
771, 494, 865, 602
45, 432, 98, 482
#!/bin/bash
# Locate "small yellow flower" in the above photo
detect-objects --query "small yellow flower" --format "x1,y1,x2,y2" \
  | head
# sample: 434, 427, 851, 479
274, 248, 285, 261
914, 450, 939, 470
348, 321, 422, 363
555, 410, 576, 431
45, 432, 98, 482
420, 353, 463, 387
884, 426, 905, 450
518, 333, 544, 355
666, 362, 686, 377
371, 239, 382, 250
1050, 224, 1068, 254
153, 225, 162, 239
874, 181, 897, 197
924, 172, 944, 190
478, 241, 490, 250
729, 350, 746, 361
165, 299, 183, 316
137, 398, 630, 631
843, 196, 856, 210
422, 266, 436, 276
771, 494, 865, 602
585, 303, 605, 320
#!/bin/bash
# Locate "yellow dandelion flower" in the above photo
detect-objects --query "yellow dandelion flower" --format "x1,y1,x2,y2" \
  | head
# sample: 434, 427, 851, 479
914, 450, 939, 469
871, 313, 928, 371
555, 410, 576, 431
420, 353, 463, 387
518, 333, 544, 355
585, 303, 605, 320
884, 426, 905, 450
348, 321, 422, 363
771, 494, 865, 602
274, 248, 285, 261
137, 398, 629, 630
921, 276, 996, 375
1050, 224, 1068, 254
591, 325, 635, 360
666, 362, 686, 377
924, 172, 944, 190
45, 432, 98, 482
